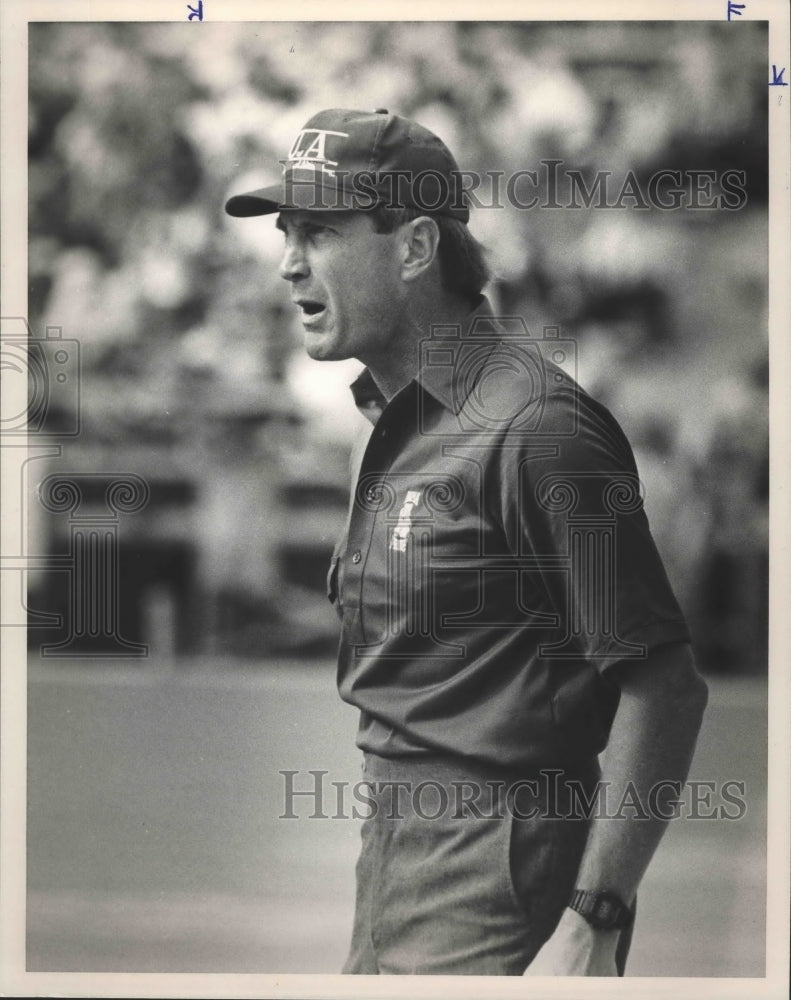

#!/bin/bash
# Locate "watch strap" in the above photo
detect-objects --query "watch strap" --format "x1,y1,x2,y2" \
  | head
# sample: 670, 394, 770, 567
569, 889, 634, 930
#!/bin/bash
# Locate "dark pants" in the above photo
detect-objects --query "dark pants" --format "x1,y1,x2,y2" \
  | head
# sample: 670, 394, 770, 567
343, 752, 633, 976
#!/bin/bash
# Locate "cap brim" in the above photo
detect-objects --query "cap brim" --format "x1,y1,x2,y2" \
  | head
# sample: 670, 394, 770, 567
224, 185, 283, 216
225, 176, 470, 221
225, 180, 377, 217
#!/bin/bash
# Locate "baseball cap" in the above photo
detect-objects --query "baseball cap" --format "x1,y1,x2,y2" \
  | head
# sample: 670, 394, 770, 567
224, 108, 470, 222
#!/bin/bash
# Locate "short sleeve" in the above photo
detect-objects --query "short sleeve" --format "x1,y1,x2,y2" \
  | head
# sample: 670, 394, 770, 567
497, 387, 691, 672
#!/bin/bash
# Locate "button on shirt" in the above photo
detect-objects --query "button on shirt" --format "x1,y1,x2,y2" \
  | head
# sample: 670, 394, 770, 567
327, 298, 691, 771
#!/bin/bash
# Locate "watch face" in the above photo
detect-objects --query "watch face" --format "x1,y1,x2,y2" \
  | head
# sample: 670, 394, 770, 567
594, 897, 618, 926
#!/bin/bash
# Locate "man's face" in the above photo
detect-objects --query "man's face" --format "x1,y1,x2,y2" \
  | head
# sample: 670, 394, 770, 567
276, 210, 406, 364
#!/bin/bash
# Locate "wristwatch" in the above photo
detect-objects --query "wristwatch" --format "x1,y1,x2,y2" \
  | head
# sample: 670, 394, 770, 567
569, 889, 634, 931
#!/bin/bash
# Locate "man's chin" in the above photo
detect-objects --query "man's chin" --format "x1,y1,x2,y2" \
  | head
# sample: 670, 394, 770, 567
304, 334, 349, 363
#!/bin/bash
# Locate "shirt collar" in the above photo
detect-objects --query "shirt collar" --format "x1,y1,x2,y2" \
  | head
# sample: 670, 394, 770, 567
349, 295, 501, 423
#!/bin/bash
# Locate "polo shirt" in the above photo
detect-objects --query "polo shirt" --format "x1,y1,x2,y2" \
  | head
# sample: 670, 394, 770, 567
327, 297, 691, 772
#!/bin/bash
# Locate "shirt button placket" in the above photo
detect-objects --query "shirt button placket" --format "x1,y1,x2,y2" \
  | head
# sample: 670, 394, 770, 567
346, 415, 392, 644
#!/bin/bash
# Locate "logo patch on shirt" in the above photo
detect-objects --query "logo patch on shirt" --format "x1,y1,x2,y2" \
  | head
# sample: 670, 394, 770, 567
390, 490, 422, 552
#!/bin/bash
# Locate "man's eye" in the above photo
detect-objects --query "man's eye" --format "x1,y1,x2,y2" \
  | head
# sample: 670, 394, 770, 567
279, 222, 333, 243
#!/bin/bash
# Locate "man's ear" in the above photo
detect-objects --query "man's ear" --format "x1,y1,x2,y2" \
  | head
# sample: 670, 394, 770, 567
400, 216, 440, 282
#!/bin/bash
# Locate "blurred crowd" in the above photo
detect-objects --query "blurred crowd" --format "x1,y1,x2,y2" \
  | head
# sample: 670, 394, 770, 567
26, 21, 768, 672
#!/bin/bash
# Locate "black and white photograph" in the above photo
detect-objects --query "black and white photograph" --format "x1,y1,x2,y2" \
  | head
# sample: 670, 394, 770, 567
1, 1, 789, 997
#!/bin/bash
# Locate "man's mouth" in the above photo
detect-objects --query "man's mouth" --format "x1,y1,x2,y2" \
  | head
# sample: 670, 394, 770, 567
296, 299, 325, 317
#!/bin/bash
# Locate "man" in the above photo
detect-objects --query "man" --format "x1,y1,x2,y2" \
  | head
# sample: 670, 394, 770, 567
226, 108, 708, 976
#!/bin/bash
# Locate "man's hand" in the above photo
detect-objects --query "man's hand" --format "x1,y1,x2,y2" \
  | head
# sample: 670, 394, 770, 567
523, 908, 619, 976
524, 644, 706, 977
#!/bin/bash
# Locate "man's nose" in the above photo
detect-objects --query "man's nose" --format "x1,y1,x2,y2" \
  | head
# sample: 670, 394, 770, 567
279, 239, 309, 282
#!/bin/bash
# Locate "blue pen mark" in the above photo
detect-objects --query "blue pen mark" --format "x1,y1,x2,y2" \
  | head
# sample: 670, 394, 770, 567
727, 1, 745, 19
187, 1, 203, 21
769, 65, 788, 86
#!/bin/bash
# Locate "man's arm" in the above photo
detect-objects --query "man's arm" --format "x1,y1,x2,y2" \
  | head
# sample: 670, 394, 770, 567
525, 641, 708, 976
